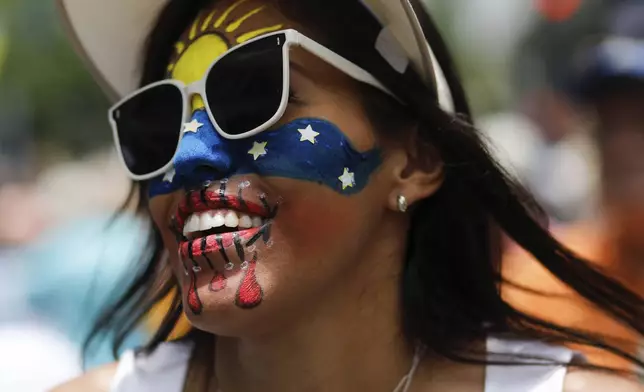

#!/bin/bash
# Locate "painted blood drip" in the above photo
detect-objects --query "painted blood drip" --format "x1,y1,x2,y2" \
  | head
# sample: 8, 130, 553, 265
209, 270, 227, 292
235, 254, 263, 309
187, 270, 203, 315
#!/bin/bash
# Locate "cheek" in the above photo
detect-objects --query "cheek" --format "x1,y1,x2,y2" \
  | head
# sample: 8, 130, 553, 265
148, 193, 184, 271
148, 193, 174, 231
281, 202, 350, 245
268, 184, 380, 269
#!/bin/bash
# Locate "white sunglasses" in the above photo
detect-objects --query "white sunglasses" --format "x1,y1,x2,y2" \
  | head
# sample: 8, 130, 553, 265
108, 29, 397, 181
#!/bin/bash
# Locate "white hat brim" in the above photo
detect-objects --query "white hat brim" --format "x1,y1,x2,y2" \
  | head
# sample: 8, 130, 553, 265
57, 0, 453, 112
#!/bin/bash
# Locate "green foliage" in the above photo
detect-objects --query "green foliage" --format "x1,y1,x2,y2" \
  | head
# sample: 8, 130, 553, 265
0, 0, 110, 157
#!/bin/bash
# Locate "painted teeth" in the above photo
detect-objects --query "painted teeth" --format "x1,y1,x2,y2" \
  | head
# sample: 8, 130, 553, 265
183, 210, 264, 236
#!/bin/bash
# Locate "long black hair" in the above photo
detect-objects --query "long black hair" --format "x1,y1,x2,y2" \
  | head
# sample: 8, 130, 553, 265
85, 0, 644, 387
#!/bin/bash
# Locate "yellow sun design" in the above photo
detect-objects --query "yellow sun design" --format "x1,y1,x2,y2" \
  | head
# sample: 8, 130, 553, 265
167, 0, 284, 110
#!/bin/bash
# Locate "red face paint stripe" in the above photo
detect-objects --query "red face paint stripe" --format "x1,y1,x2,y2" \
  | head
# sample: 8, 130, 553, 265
179, 228, 262, 259
190, 192, 208, 211
191, 240, 202, 258
205, 234, 220, 254
221, 234, 234, 248
227, 197, 242, 210
187, 270, 203, 315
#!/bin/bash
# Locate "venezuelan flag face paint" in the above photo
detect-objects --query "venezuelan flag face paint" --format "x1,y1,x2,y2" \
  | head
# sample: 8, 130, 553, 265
147, 0, 385, 324
150, 0, 382, 199
148, 112, 382, 198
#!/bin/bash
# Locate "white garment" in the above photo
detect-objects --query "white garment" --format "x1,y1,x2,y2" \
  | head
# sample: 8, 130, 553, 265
0, 322, 82, 392
110, 337, 581, 392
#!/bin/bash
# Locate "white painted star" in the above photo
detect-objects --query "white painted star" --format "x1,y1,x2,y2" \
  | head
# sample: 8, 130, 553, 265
338, 168, 355, 190
163, 167, 176, 183
183, 119, 203, 133
248, 141, 268, 160
298, 124, 320, 144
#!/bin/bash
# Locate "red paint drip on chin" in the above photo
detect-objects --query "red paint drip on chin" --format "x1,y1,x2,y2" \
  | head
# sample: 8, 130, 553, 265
210, 270, 227, 292
235, 259, 263, 309
187, 270, 203, 315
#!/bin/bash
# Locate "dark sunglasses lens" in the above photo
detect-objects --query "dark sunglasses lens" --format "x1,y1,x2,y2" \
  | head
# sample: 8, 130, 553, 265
205, 33, 286, 136
112, 83, 184, 177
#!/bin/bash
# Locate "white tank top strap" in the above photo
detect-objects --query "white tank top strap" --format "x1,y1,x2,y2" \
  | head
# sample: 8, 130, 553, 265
108, 337, 583, 392
485, 336, 585, 392
110, 341, 193, 392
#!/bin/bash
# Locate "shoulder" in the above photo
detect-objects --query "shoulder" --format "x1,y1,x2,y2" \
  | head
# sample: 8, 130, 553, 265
564, 371, 644, 392
51, 341, 193, 392
50, 362, 118, 392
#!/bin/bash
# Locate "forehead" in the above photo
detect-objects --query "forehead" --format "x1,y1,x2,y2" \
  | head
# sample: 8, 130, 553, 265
167, 0, 290, 84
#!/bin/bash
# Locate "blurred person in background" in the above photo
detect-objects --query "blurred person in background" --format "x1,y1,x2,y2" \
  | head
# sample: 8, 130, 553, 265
0, 183, 81, 392
479, 0, 610, 223
0, 1, 150, 389
0, 163, 150, 391
503, 0, 644, 374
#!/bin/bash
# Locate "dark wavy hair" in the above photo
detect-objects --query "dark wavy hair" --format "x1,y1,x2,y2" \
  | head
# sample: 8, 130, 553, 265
85, 0, 644, 389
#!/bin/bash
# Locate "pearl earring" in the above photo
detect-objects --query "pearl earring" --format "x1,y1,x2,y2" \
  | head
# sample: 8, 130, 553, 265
397, 195, 408, 213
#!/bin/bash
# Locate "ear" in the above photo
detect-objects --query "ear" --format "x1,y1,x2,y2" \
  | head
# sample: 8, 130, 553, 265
385, 134, 444, 212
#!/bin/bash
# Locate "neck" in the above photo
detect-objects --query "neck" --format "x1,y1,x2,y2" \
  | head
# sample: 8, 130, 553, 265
214, 220, 416, 392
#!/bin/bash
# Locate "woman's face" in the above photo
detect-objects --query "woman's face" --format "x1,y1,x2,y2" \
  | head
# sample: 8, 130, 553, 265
147, 0, 426, 335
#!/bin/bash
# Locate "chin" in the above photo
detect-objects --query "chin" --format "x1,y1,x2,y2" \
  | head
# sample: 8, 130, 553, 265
179, 273, 283, 338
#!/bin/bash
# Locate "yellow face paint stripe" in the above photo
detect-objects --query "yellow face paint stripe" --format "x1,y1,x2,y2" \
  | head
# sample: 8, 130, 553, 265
226, 6, 266, 33
189, 19, 199, 40
214, 0, 248, 28
236, 24, 284, 43
175, 42, 186, 55
201, 10, 218, 32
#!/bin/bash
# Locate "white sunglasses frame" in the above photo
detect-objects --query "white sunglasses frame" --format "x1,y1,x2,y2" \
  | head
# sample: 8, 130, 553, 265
108, 28, 398, 181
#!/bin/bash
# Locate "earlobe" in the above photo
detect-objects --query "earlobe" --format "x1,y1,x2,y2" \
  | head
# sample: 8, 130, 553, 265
387, 146, 444, 212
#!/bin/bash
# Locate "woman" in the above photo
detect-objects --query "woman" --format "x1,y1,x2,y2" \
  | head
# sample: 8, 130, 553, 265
54, 0, 643, 391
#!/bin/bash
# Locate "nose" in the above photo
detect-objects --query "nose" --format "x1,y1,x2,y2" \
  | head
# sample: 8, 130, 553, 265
172, 109, 234, 189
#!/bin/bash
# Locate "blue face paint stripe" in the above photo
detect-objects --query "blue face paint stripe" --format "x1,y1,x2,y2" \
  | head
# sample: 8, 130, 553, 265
148, 111, 382, 198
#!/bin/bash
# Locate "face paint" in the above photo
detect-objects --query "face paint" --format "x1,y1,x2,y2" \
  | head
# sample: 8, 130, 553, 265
154, 1, 383, 315
174, 178, 277, 313
149, 111, 382, 198
235, 252, 263, 309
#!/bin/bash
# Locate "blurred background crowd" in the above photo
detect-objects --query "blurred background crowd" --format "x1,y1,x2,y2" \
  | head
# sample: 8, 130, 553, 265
0, 0, 643, 390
